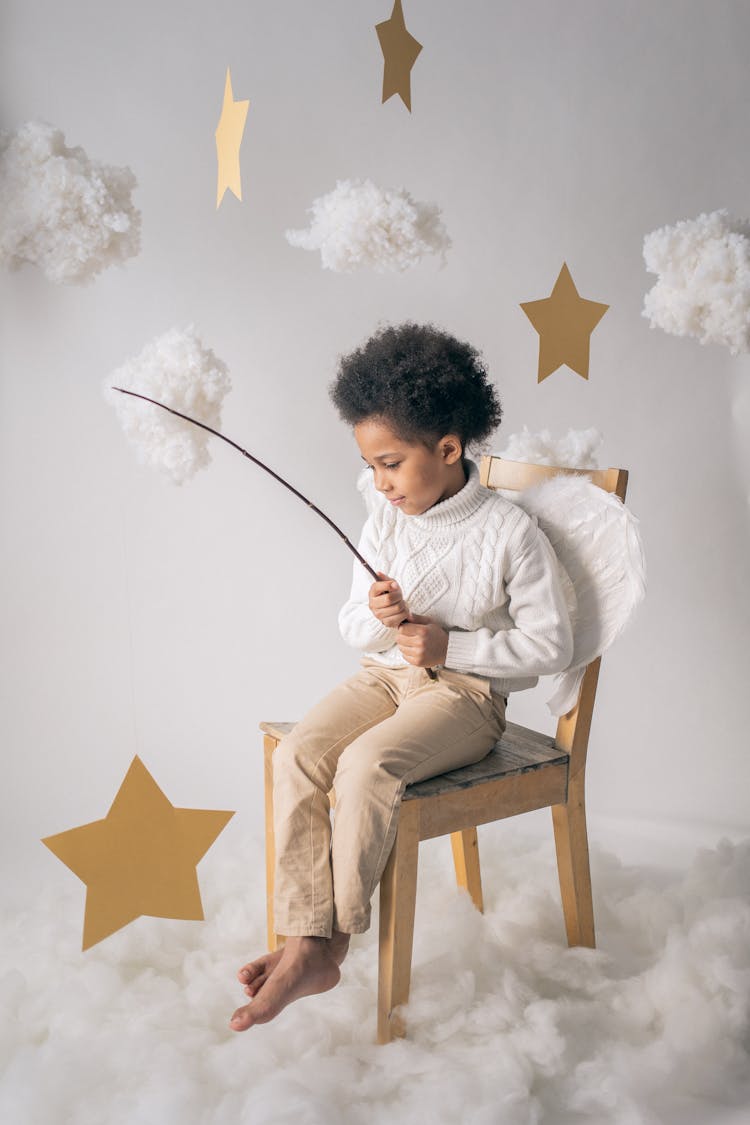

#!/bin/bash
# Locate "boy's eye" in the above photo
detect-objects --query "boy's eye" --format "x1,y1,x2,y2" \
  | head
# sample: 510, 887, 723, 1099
365, 463, 401, 471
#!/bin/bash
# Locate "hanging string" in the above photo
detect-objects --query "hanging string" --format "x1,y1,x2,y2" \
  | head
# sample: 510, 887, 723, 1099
118, 489, 141, 756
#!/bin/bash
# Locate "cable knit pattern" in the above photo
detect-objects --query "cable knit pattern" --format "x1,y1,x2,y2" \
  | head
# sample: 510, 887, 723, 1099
463, 519, 503, 619
338, 459, 575, 697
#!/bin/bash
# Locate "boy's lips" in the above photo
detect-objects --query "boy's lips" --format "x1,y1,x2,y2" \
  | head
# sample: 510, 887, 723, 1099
388, 496, 405, 505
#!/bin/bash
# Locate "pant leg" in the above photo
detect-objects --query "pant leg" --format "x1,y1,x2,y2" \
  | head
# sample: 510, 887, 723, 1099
271, 662, 409, 937
329, 664, 507, 934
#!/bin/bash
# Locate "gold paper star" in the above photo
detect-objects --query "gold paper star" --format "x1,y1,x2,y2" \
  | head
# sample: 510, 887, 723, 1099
215, 66, 250, 208
375, 0, 423, 112
42, 756, 234, 950
520, 263, 610, 382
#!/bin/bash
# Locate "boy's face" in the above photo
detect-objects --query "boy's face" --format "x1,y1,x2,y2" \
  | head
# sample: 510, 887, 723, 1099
354, 417, 465, 516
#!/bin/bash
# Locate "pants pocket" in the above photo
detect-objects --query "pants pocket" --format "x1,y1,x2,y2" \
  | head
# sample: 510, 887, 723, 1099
459, 673, 508, 732
442, 668, 493, 700
453, 671, 508, 715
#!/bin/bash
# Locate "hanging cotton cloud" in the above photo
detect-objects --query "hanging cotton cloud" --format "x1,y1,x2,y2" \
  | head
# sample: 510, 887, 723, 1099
498, 425, 604, 468
285, 178, 451, 273
0, 119, 141, 285
102, 325, 232, 485
642, 208, 750, 356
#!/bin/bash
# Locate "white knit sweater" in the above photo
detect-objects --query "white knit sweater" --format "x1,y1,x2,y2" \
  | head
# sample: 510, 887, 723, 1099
338, 457, 575, 697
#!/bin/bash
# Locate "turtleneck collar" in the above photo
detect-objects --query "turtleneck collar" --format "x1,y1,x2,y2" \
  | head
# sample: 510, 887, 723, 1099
356, 457, 488, 529
405, 457, 486, 529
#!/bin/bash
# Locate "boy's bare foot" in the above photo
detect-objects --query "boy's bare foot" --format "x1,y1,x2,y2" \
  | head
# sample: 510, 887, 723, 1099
237, 930, 350, 997
230, 936, 341, 1030
237, 947, 285, 997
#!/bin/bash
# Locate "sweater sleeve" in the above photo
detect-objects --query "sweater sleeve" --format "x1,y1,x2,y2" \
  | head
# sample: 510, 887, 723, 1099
338, 512, 400, 653
444, 512, 574, 678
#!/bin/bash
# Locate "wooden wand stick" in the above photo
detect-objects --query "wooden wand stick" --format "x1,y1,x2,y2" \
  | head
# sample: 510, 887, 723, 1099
111, 387, 438, 680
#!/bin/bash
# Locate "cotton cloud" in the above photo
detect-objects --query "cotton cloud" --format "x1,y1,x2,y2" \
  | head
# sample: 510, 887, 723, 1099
0, 119, 141, 284
498, 425, 604, 469
1, 827, 748, 1124
642, 208, 750, 356
285, 178, 451, 273
103, 325, 232, 485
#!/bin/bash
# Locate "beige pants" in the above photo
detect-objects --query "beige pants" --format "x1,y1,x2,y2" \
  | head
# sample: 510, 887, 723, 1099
272, 656, 508, 937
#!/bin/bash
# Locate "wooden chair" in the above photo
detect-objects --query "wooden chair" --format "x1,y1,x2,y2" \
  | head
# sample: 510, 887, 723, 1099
260, 454, 629, 1043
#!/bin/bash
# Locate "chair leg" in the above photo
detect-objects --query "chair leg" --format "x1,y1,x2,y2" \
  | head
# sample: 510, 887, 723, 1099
263, 735, 285, 952
551, 773, 596, 948
377, 800, 420, 1044
450, 827, 484, 912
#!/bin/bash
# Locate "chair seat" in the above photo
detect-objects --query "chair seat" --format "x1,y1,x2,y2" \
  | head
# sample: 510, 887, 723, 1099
401, 721, 569, 800
258, 719, 569, 803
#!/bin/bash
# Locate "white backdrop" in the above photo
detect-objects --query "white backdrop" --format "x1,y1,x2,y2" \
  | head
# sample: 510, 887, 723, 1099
1, 0, 749, 895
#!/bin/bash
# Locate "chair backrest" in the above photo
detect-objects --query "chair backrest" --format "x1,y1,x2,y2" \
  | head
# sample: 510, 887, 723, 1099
478, 455, 630, 774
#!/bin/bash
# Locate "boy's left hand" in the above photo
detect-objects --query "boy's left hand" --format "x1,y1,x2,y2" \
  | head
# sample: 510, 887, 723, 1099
396, 613, 449, 668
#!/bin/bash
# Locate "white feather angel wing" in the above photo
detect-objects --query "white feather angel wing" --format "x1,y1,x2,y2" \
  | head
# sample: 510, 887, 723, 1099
507, 474, 647, 715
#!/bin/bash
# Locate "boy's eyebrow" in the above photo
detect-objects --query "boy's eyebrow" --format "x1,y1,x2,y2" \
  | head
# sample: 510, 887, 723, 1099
360, 453, 401, 462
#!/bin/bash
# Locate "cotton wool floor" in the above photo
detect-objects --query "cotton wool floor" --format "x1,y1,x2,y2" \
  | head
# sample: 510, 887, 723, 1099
1, 814, 749, 1125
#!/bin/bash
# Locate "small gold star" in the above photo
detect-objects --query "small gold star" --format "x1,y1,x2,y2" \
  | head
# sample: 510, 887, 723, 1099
215, 66, 250, 208
375, 0, 423, 112
520, 263, 610, 382
42, 756, 234, 950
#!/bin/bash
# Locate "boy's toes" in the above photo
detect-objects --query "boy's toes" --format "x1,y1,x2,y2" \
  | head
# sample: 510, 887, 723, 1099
237, 948, 284, 986
237, 959, 267, 986
245, 972, 269, 997
237, 964, 258, 985
230, 1004, 254, 1032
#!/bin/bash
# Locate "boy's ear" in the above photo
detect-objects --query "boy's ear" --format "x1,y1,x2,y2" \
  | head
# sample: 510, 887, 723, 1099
440, 434, 464, 463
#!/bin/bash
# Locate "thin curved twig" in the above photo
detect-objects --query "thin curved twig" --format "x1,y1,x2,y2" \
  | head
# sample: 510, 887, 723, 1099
111, 386, 438, 680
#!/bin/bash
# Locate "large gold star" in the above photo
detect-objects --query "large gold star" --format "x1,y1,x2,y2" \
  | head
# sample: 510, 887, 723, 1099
42, 756, 234, 950
375, 0, 423, 112
215, 66, 250, 208
520, 263, 610, 382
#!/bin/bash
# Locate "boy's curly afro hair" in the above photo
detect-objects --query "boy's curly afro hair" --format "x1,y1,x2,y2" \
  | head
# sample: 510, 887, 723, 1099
329, 321, 502, 455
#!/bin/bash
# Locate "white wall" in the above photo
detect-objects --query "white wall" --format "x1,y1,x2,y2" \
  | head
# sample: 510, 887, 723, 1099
2, 0, 749, 889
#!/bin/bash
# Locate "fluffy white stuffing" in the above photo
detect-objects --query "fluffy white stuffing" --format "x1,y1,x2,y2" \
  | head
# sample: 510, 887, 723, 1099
285, 178, 451, 273
1, 825, 748, 1124
642, 208, 750, 356
0, 120, 141, 284
498, 425, 604, 469
102, 325, 232, 485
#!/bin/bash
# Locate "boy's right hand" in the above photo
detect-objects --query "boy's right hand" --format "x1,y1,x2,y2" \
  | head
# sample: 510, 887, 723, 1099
368, 571, 409, 629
